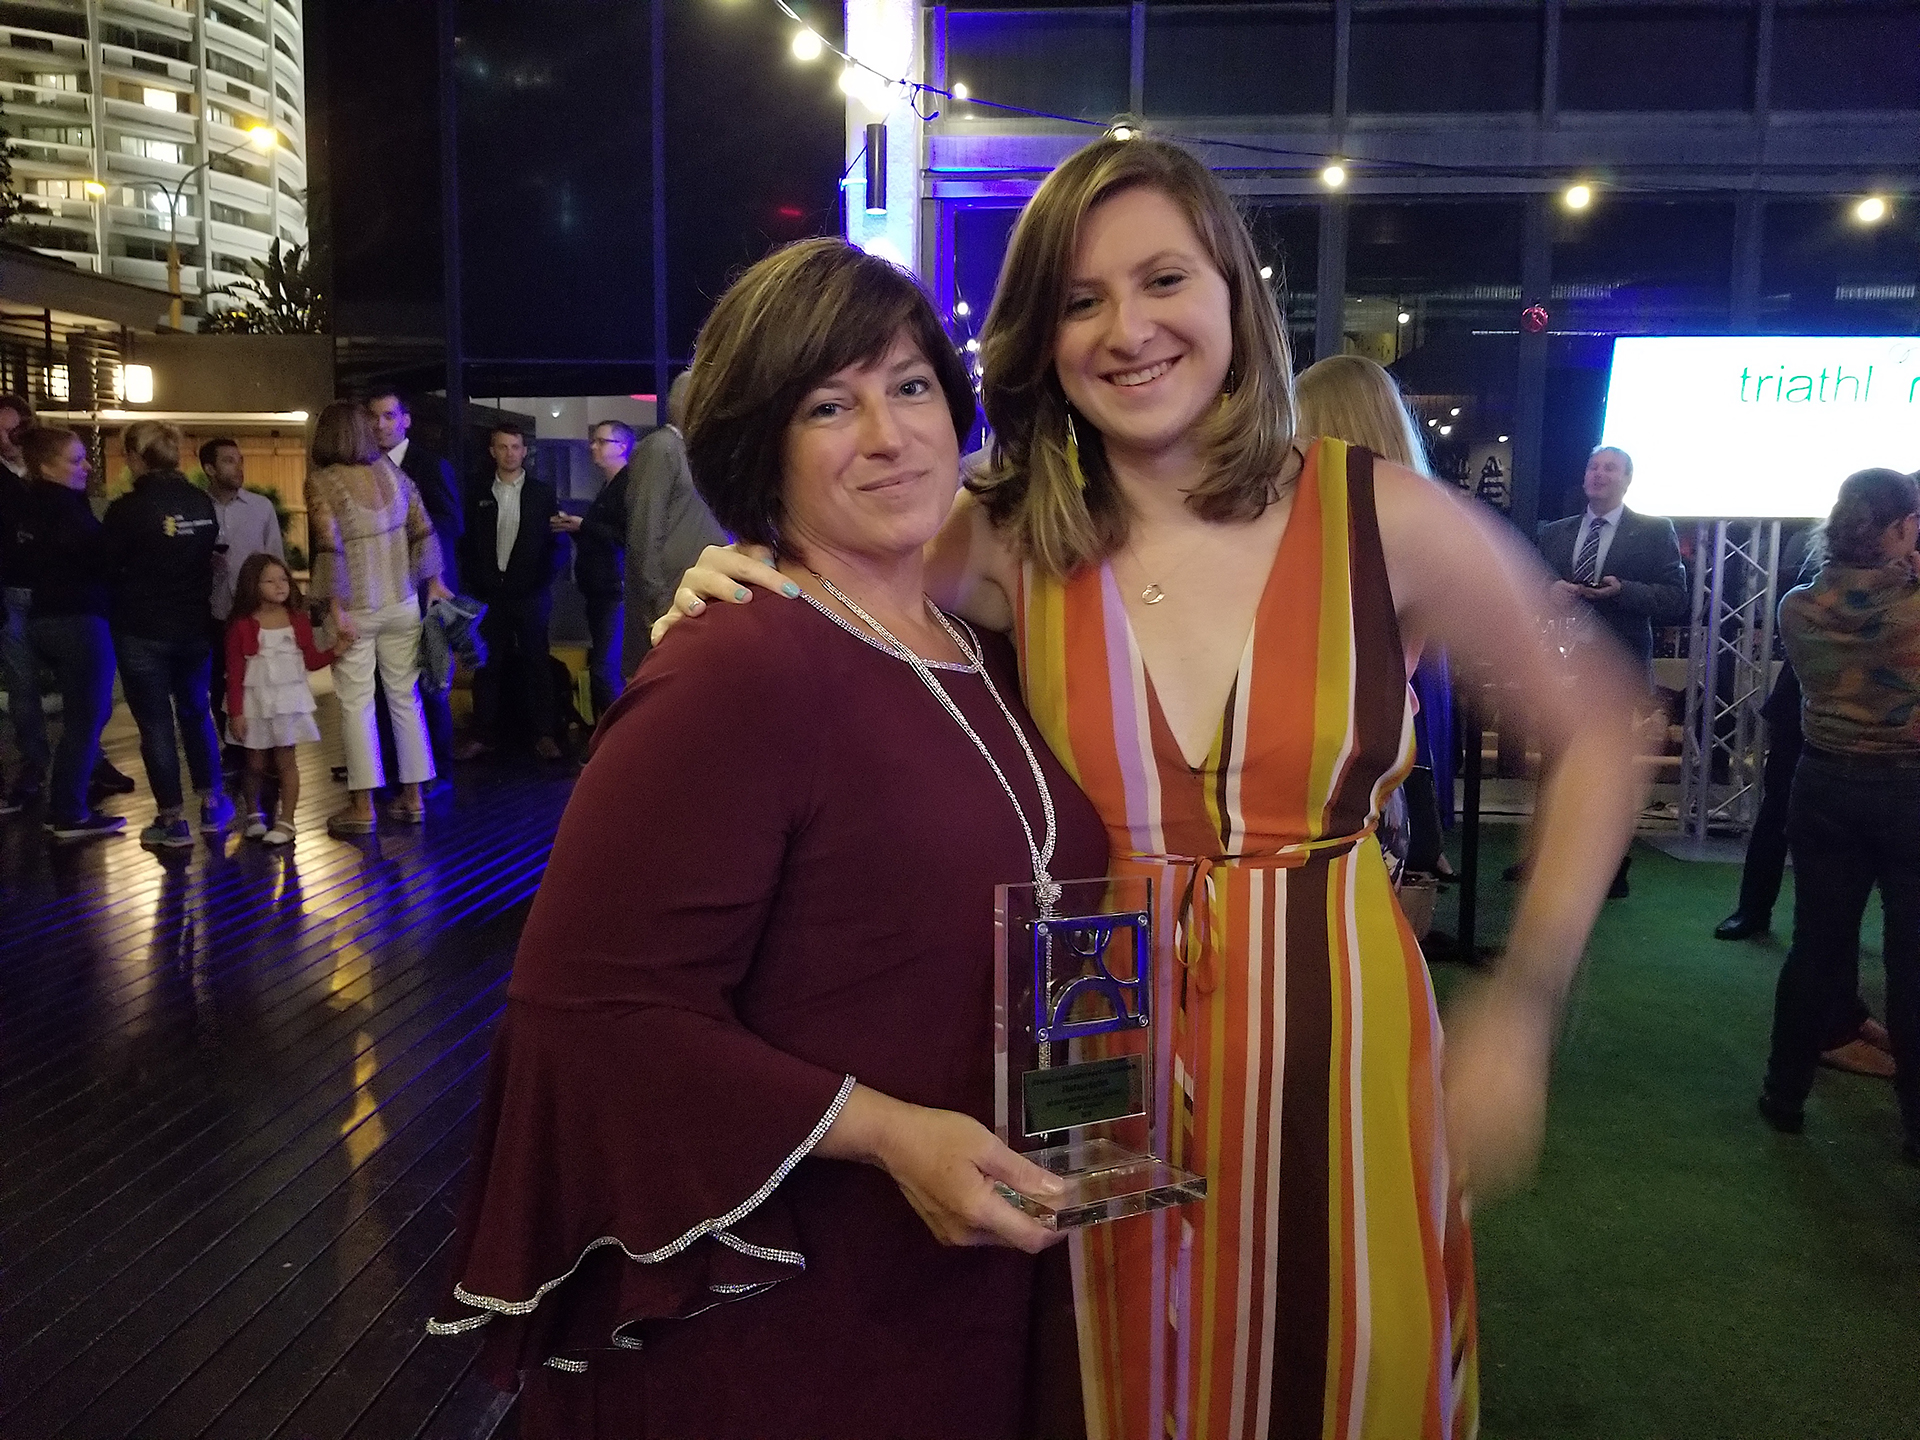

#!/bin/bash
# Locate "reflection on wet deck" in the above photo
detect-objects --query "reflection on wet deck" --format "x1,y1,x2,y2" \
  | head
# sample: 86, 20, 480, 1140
0, 707, 567, 1439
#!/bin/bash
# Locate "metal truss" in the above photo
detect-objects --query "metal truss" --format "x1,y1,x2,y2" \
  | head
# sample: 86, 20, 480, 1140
1679, 520, 1782, 844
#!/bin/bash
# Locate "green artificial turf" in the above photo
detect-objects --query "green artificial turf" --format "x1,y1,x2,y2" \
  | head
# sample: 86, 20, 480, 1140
1430, 827, 1920, 1440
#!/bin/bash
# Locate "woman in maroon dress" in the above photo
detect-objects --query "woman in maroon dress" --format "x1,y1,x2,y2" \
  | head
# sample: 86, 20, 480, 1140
432, 239, 1106, 1439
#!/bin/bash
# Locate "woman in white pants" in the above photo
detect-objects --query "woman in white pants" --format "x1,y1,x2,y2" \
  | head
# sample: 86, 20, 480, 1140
305, 401, 450, 837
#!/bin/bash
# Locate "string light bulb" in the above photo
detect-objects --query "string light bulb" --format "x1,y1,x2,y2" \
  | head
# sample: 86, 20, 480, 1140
792, 28, 823, 60
1397, 311, 1411, 325
1564, 182, 1593, 210
1259, 265, 1273, 280
82, 179, 106, 198
1110, 122, 1137, 142
1321, 161, 1347, 188
1855, 195, 1889, 224
1439, 425, 1452, 436
954, 300, 970, 317
1450, 407, 1461, 417
951, 82, 969, 101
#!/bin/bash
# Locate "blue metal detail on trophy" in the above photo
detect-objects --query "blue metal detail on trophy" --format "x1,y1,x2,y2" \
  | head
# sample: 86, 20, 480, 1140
1031, 911, 1153, 1043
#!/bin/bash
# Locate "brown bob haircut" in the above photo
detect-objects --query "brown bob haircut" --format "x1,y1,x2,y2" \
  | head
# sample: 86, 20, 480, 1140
683, 237, 976, 549
973, 136, 1298, 576
123, 419, 184, 471
310, 400, 383, 468
21, 425, 79, 478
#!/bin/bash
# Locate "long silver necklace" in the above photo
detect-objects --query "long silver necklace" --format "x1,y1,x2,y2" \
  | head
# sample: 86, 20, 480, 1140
805, 569, 1061, 912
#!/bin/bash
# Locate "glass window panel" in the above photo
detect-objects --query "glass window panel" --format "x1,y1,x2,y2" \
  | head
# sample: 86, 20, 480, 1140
1143, 10, 1334, 116
945, 10, 1131, 121
1762, 199, 1920, 332
952, 205, 1021, 324
1772, 2, 1920, 111
1350, 7, 1541, 113
1552, 197, 1736, 331
1559, 6, 1754, 111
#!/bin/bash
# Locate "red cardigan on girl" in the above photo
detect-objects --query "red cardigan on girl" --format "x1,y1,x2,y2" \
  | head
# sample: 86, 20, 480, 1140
225, 612, 336, 722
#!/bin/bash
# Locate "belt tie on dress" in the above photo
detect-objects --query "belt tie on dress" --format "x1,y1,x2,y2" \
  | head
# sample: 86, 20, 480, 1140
1128, 826, 1376, 996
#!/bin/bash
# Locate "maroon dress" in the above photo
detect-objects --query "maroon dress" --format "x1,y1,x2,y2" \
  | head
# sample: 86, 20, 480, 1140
432, 592, 1107, 1439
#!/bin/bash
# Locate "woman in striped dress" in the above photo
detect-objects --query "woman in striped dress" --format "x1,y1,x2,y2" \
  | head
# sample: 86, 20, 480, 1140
664, 138, 1642, 1440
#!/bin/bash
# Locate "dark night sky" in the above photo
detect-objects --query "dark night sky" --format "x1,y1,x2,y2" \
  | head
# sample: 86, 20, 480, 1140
311, 0, 847, 395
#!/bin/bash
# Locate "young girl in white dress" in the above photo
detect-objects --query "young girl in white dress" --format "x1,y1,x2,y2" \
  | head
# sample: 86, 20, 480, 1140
224, 553, 336, 845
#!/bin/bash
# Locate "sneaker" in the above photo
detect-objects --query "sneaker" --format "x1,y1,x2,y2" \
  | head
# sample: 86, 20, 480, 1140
200, 792, 235, 834
139, 817, 194, 850
263, 818, 296, 847
0, 793, 23, 817
47, 811, 127, 842
243, 815, 269, 841
5, 782, 43, 814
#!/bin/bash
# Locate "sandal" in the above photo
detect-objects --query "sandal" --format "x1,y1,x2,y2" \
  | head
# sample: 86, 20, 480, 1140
263, 818, 296, 847
326, 811, 376, 838
383, 803, 426, 825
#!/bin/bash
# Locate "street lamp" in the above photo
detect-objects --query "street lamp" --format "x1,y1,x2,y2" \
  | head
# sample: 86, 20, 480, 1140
93, 125, 278, 330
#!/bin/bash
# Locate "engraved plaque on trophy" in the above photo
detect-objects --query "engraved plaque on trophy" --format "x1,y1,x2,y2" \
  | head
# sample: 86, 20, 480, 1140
993, 875, 1207, 1230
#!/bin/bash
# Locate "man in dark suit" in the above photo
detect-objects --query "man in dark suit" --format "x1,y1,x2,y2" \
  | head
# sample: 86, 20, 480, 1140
1537, 445, 1689, 680
1533, 445, 1687, 898
370, 389, 463, 780
370, 390, 463, 590
456, 421, 563, 761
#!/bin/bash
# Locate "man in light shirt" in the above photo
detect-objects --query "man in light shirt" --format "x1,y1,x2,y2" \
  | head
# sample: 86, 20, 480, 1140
201, 437, 284, 743
457, 422, 562, 761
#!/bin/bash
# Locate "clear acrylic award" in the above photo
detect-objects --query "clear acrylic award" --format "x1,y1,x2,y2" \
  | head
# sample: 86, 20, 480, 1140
993, 875, 1207, 1230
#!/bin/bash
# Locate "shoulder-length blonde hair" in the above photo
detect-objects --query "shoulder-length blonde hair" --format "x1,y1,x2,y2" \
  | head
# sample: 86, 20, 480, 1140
1294, 355, 1429, 476
972, 136, 1297, 577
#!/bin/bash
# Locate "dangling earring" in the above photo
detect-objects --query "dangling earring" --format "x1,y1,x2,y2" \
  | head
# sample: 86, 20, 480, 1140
1065, 412, 1088, 491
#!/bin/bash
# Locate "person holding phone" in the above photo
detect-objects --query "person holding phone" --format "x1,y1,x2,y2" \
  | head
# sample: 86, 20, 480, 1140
1537, 445, 1688, 684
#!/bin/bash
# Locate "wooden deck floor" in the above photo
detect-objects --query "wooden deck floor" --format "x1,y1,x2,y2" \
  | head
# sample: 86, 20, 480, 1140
0, 702, 566, 1440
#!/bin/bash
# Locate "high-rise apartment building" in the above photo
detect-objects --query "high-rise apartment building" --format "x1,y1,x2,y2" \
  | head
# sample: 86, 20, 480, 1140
0, 0, 307, 317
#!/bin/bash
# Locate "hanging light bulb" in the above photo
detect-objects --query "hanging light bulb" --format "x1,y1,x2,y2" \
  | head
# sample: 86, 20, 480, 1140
792, 28, 823, 61
951, 81, 969, 101
1855, 195, 1889, 224
1322, 161, 1347, 188
1564, 182, 1593, 210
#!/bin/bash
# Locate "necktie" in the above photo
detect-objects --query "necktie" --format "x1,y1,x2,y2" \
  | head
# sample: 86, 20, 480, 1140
1573, 516, 1607, 585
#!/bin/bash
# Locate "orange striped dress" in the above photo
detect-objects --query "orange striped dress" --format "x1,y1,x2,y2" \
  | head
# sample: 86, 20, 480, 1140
1013, 439, 1478, 1440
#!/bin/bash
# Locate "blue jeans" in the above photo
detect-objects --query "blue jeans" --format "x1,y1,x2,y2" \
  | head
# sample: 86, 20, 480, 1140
115, 632, 221, 813
26, 614, 115, 823
3, 587, 50, 783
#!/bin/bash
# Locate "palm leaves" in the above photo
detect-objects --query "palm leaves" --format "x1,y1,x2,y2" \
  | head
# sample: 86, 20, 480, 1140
202, 238, 326, 334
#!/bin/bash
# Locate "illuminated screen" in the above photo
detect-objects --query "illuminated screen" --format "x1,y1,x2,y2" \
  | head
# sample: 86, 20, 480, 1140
1599, 336, 1920, 519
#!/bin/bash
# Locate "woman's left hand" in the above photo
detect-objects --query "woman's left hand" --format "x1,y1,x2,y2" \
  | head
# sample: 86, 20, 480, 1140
1442, 973, 1557, 1201
425, 579, 453, 606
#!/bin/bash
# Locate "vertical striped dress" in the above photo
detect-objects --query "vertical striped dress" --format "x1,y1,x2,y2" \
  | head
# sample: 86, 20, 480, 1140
1013, 439, 1479, 1440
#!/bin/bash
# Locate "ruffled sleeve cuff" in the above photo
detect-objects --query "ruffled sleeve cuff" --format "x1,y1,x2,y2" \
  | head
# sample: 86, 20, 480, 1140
427, 1001, 855, 1379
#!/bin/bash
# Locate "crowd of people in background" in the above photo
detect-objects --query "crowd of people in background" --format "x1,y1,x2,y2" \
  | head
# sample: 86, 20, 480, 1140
0, 382, 724, 850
